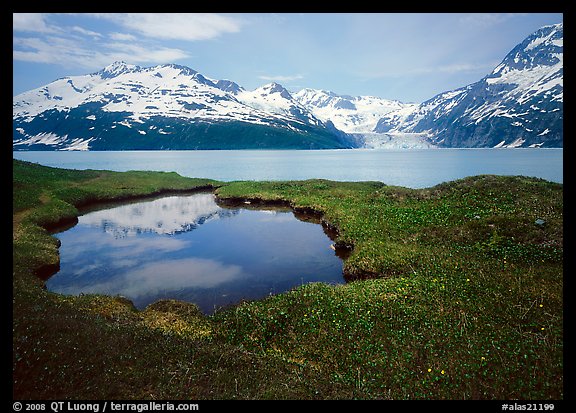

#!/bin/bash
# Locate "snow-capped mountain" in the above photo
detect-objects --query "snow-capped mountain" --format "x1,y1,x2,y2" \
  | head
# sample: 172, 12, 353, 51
235, 83, 323, 127
12, 23, 562, 151
292, 89, 428, 148
379, 22, 563, 148
293, 89, 415, 133
13, 62, 354, 150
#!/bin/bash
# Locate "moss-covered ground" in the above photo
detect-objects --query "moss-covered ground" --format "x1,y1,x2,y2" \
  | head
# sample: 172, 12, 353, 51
12, 159, 563, 399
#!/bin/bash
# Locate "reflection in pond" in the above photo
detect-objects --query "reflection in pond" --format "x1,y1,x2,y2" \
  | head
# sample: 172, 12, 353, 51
80, 193, 237, 237
47, 193, 344, 314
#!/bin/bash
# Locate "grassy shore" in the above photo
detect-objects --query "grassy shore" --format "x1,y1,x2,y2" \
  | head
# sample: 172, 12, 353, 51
13, 159, 563, 399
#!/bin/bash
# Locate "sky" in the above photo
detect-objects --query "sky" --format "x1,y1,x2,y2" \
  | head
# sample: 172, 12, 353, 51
13, 13, 563, 103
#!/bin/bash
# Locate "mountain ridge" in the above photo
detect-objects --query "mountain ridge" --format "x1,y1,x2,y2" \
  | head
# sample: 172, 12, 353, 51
13, 62, 354, 150
13, 23, 562, 150
376, 22, 563, 148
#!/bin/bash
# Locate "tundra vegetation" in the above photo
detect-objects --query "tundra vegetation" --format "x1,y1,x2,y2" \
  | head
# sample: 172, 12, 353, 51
13, 159, 562, 399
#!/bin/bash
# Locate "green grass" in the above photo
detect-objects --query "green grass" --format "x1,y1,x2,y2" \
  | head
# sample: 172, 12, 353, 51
13, 159, 563, 399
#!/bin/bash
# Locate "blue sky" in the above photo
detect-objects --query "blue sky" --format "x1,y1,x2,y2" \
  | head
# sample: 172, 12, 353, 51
13, 13, 563, 103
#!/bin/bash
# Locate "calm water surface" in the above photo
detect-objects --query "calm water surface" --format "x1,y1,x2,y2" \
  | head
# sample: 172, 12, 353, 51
21, 148, 563, 312
47, 193, 343, 314
13, 148, 563, 188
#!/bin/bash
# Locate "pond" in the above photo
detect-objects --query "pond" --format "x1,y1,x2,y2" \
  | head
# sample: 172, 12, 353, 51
46, 192, 345, 314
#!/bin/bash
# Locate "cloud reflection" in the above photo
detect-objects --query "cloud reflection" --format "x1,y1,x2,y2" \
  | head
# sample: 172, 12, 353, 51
58, 257, 245, 299
79, 193, 237, 237
57, 230, 190, 277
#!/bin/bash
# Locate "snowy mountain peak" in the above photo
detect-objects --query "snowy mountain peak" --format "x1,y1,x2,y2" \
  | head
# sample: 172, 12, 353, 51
293, 88, 417, 134
256, 82, 293, 99
383, 22, 563, 148
215, 79, 244, 95
97, 61, 139, 79
235, 81, 319, 125
13, 62, 354, 151
524, 22, 563, 54
484, 21, 562, 104
491, 22, 562, 76
294, 88, 354, 110
161, 62, 197, 73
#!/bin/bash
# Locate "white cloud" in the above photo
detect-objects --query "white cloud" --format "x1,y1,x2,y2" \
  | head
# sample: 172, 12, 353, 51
13, 36, 92, 65
358, 61, 496, 80
104, 42, 191, 64
458, 13, 528, 28
442, 63, 496, 74
411, 62, 496, 75
71, 25, 103, 38
109, 32, 137, 41
259, 74, 304, 82
97, 13, 244, 41
13, 13, 57, 33
13, 13, 241, 70
13, 34, 190, 69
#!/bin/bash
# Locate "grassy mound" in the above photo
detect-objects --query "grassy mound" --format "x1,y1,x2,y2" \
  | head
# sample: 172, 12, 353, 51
13, 159, 563, 399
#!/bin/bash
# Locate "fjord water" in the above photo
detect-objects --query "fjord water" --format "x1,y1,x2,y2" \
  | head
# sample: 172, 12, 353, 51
46, 193, 343, 314
13, 148, 562, 188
